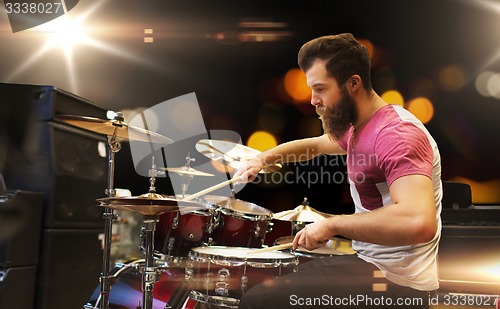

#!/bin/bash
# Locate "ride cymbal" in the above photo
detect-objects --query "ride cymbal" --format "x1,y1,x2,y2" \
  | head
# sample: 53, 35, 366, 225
58, 114, 174, 144
162, 166, 214, 177
273, 198, 334, 222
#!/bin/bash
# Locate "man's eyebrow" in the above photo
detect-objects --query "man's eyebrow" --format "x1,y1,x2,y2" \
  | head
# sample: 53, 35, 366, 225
309, 82, 325, 88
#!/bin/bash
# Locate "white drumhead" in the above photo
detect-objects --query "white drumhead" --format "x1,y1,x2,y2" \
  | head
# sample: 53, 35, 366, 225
192, 246, 294, 260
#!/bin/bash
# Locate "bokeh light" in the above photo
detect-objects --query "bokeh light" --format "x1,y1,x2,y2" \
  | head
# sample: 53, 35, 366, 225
474, 70, 500, 98
247, 130, 278, 151
438, 64, 466, 92
283, 68, 311, 103
486, 73, 500, 99
357, 38, 374, 60
406, 97, 434, 124
381, 90, 404, 106
475, 70, 496, 97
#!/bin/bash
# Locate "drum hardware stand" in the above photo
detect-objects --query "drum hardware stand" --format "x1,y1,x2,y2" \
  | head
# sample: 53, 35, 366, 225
100, 113, 124, 309
140, 214, 160, 309
137, 157, 162, 309
291, 198, 311, 236
180, 154, 195, 198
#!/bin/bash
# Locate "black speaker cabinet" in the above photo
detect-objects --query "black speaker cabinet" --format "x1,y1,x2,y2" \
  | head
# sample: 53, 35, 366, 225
5, 121, 107, 228
0, 265, 37, 309
0, 82, 107, 122
442, 181, 472, 209
0, 191, 43, 267
36, 229, 103, 309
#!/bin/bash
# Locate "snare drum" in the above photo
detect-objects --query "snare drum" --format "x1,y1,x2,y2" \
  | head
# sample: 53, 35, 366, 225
187, 246, 298, 308
155, 207, 216, 258
202, 195, 272, 248
274, 235, 356, 258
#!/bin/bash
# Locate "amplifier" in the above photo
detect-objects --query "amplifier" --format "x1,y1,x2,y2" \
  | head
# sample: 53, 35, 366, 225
0, 191, 43, 267
0, 82, 108, 121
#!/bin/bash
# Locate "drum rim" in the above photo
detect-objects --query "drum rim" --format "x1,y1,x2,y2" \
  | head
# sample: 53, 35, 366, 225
189, 290, 239, 308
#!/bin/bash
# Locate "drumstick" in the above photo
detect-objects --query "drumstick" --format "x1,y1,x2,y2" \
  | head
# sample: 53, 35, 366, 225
182, 177, 241, 201
246, 243, 294, 254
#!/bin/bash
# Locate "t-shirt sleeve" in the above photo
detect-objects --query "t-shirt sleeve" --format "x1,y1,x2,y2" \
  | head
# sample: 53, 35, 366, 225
375, 122, 433, 187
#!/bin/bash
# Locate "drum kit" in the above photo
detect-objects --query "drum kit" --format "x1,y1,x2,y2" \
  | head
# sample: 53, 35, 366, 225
57, 113, 354, 309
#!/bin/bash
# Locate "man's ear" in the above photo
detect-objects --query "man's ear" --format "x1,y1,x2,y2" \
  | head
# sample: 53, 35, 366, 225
348, 74, 362, 94
351, 75, 361, 88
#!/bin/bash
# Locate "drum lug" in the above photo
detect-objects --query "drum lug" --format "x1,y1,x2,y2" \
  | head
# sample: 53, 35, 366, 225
210, 211, 221, 233
172, 215, 179, 229
253, 225, 261, 238
184, 261, 194, 280
266, 221, 274, 233
167, 237, 175, 253
215, 268, 230, 296
241, 274, 248, 293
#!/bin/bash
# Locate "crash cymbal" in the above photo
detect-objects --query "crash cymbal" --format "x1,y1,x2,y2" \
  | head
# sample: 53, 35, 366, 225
162, 166, 214, 177
57, 114, 174, 144
97, 193, 207, 215
273, 198, 334, 222
195, 139, 281, 173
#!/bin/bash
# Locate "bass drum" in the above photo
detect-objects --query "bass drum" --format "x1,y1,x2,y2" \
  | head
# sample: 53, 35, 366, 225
84, 259, 196, 309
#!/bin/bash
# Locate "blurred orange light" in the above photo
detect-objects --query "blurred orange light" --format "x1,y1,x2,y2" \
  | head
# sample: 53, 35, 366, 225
407, 97, 434, 124
438, 64, 466, 92
357, 38, 374, 60
247, 131, 278, 151
284, 68, 311, 103
381, 90, 404, 106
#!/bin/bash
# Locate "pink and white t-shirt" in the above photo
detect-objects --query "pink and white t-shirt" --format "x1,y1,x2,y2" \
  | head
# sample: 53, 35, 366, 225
338, 104, 442, 291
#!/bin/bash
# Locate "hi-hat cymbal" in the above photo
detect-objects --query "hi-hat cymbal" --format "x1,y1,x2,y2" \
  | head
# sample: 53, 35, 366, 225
195, 139, 281, 173
273, 198, 334, 222
162, 166, 214, 177
97, 193, 206, 215
57, 114, 174, 144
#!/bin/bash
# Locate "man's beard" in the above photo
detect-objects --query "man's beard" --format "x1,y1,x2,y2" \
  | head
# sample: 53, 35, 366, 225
319, 87, 358, 140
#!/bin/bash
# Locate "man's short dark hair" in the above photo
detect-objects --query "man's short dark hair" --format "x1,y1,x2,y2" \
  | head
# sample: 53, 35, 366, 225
298, 33, 372, 91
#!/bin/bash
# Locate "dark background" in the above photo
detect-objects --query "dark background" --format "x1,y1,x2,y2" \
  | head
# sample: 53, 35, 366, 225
1, 0, 499, 215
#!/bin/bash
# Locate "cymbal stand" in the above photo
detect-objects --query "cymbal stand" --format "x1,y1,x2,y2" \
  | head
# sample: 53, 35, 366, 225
140, 215, 160, 309
139, 159, 160, 309
180, 154, 195, 198
99, 115, 123, 309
